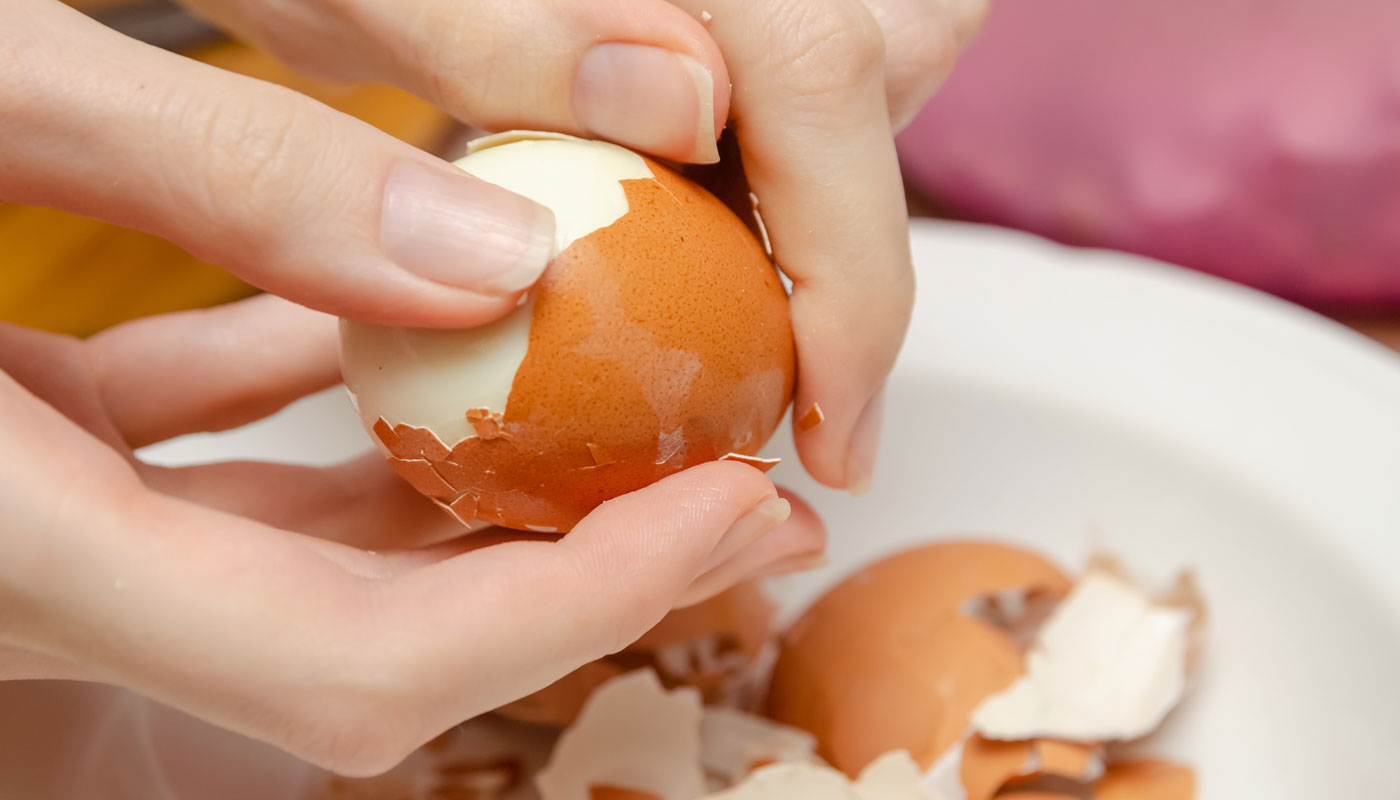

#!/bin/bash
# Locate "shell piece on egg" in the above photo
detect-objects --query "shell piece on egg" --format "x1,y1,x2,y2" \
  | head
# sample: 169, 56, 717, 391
535, 670, 706, 800
765, 542, 1072, 774
1093, 760, 1195, 800
703, 751, 931, 800
970, 565, 1201, 743
342, 130, 796, 532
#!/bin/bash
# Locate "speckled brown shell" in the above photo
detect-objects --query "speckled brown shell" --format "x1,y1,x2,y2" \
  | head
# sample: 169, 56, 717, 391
763, 541, 1072, 776
376, 157, 794, 532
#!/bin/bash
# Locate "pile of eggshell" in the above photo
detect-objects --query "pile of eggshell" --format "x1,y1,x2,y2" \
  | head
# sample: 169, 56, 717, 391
312, 540, 1205, 800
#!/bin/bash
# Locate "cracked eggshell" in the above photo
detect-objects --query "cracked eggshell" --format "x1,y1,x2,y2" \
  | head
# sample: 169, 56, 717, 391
764, 541, 1072, 775
535, 670, 706, 800
970, 565, 1201, 743
534, 669, 815, 800
703, 751, 930, 800
699, 708, 817, 787
921, 736, 1102, 800
1094, 760, 1195, 800
500, 581, 775, 727
341, 131, 796, 533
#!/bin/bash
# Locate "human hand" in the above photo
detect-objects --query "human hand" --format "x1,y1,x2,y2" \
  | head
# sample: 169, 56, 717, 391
0, 0, 982, 774
0, 295, 825, 775
4, 0, 986, 495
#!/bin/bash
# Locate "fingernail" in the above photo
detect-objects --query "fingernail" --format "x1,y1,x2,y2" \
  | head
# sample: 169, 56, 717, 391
700, 497, 791, 575
381, 162, 556, 294
846, 389, 886, 497
574, 43, 719, 163
756, 551, 831, 579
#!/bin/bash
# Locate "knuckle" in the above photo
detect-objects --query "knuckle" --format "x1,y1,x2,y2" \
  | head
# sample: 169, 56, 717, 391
888, 15, 960, 93
401, 3, 514, 125
764, 0, 888, 101
948, 0, 993, 48
169, 87, 324, 228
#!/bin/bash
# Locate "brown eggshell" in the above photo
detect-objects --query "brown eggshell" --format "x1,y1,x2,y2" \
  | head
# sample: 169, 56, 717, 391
1033, 740, 1101, 781
499, 581, 775, 727
1094, 760, 1195, 800
960, 736, 1035, 800
384, 156, 794, 533
589, 788, 663, 800
764, 541, 1072, 776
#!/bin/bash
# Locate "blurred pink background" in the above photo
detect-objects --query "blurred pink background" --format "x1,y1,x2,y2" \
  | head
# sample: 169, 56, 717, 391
897, 0, 1400, 312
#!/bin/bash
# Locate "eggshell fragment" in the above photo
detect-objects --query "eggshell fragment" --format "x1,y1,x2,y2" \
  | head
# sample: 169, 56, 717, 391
700, 708, 817, 787
343, 132, 795, 533
765, 542, 1072, 774
502, 582, 775, 727
1093, 760, 1195, 800
1028, 740, 1103, 783
535, 671, 706, 800
795, 404, 825, 432
957, 736, 1033, 800
921, 736, 1102, 800
970, 566, 1200, 742
592, 788, 663, 800
703, 751, 931, 800
535, 669, 817, 800
718, 453, 782, 473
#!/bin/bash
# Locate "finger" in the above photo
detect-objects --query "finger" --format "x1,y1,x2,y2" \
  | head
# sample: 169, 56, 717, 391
676, 488, 826, 607
137, 454, 478, 550
0, 642, 95, 682
1, 1, 554, 328
672, 0, 912, 494
0, 322, 128, 449
6, 376, 780, 778
179, 0, 731, 164
86, 295, 340, 447
861, 0, 990, 128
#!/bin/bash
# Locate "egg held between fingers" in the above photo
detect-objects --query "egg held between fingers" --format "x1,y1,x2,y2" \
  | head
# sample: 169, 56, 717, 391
340, 132, 796, 533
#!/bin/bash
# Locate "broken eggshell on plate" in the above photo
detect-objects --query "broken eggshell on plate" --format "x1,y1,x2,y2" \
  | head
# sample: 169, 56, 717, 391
534, 669, 819, 800
340, 131, 797, 533
765, 540, 1204, 800
499, 580, 777, 727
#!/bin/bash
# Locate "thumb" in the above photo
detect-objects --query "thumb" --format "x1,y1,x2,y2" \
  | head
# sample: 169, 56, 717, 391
1, 2, 552, 328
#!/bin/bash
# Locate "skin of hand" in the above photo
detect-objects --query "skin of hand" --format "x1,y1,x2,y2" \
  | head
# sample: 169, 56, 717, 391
0, 295, 824, 776
0, 0, 987, 777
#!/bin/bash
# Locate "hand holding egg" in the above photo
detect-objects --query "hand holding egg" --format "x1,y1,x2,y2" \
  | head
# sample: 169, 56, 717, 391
0, 0, 984, 779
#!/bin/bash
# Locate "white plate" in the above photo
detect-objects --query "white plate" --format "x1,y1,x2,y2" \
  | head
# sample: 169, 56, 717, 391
4, 219, 1399, 797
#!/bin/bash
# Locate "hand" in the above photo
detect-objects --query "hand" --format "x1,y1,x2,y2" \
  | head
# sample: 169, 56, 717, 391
0, 0, 981, 775
3, 0, 985, 493
0, 295, 824, 775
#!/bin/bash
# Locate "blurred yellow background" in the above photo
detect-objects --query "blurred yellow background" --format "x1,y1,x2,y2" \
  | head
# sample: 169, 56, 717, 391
0, 22, 454, 337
